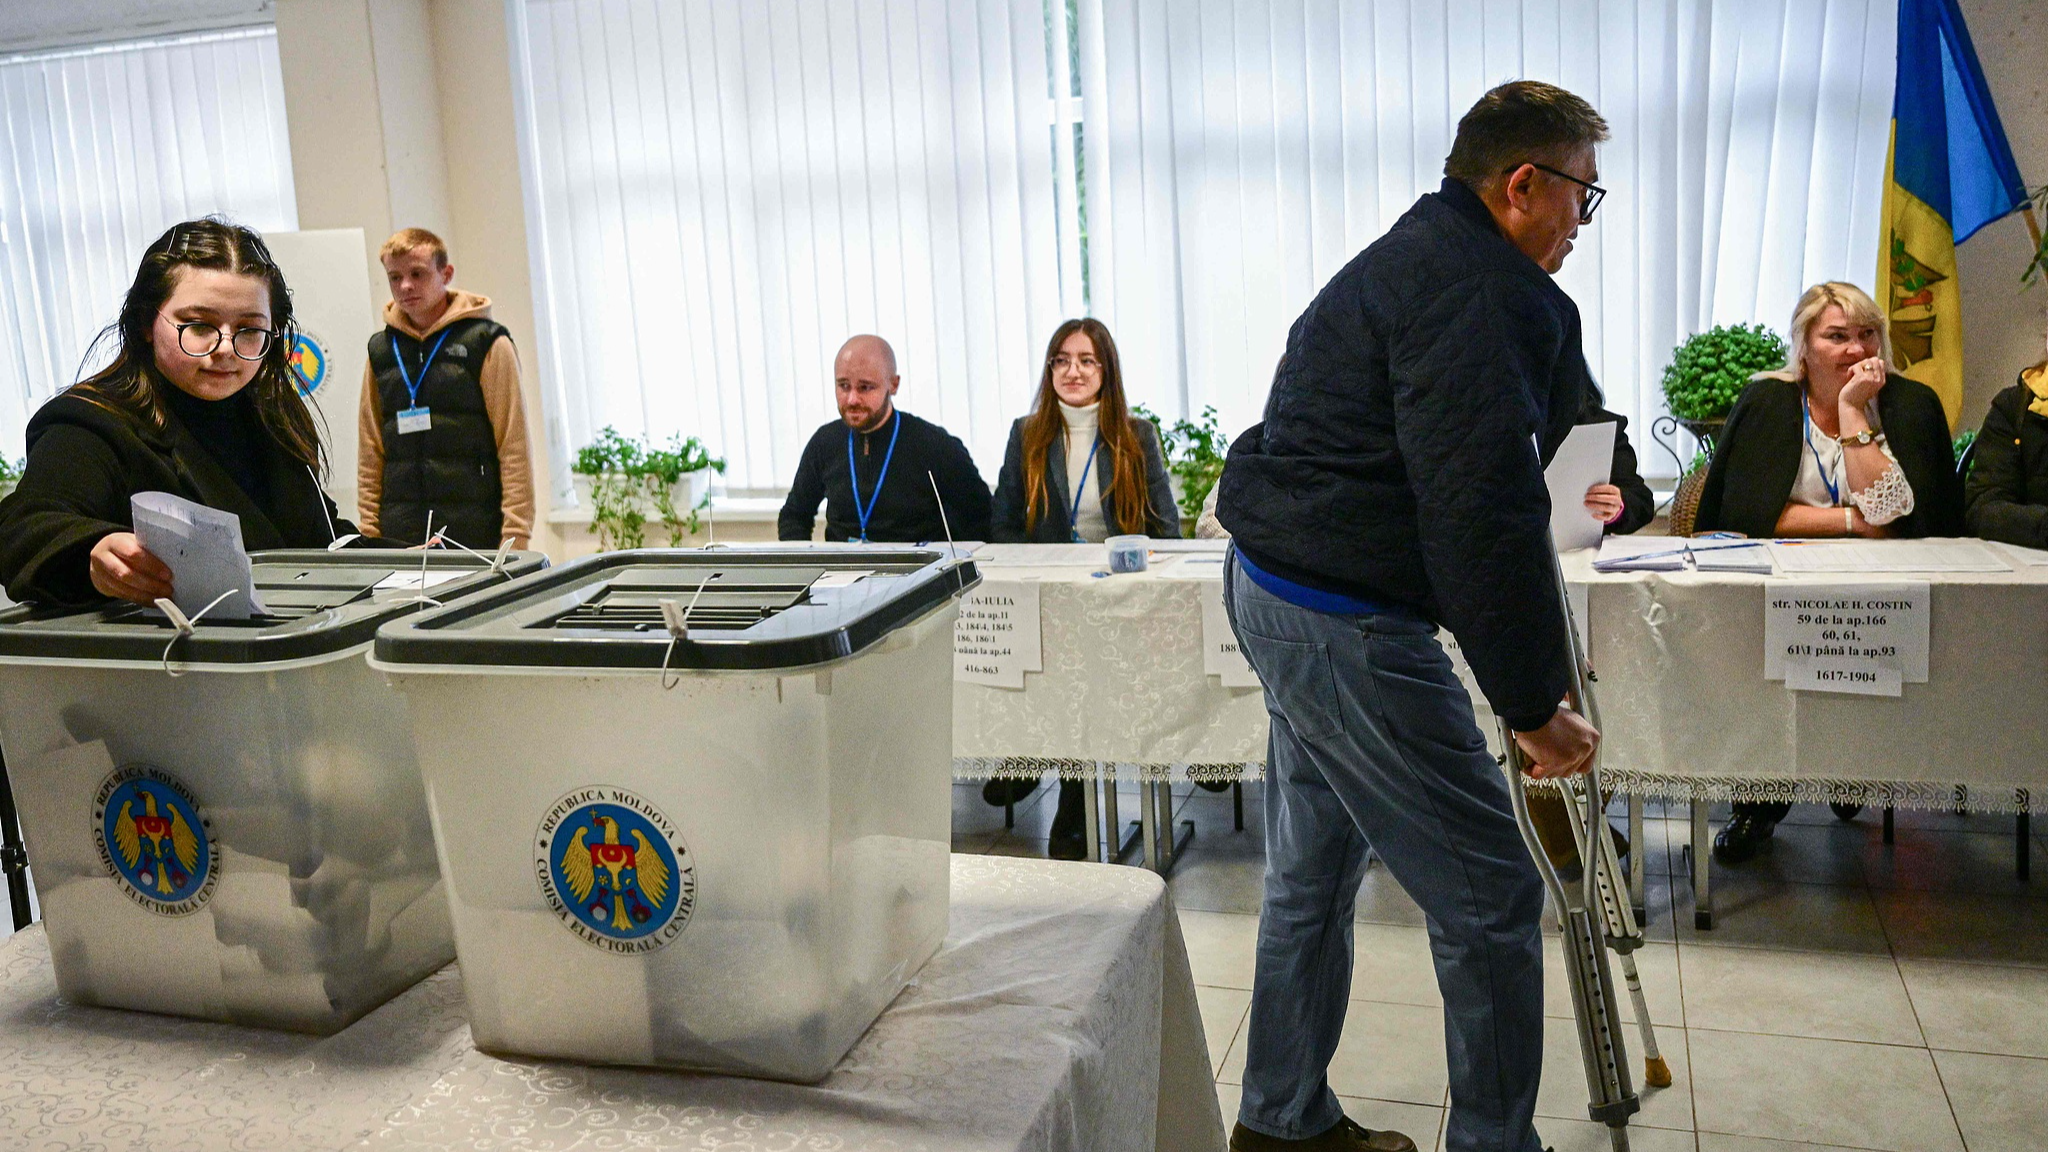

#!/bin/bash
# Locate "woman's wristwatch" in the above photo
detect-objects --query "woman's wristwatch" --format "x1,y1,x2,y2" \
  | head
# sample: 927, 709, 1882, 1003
1835, 428, 1885, 447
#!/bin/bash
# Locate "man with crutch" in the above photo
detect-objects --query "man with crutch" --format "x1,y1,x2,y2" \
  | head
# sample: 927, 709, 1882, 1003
1214, 81, 1609, 1152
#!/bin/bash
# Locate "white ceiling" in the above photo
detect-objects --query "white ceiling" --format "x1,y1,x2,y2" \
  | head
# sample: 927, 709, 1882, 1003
0, 0, 273, 56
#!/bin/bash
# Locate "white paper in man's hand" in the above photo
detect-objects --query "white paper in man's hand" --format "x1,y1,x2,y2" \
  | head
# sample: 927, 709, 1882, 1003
1544, 422, 1616, 553
130, 492, 266, 619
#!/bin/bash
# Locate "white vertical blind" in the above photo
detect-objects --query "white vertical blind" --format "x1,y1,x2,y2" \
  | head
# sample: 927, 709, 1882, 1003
0, 26, 298, 463
518, 0, 1064, 493
1077, 0, 1895, 474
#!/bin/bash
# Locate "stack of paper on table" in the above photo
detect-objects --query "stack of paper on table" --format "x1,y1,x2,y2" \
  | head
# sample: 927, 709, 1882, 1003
1766, 540, 2011, 574
1590, 536, 1687, 571
1687, 541, 1775, 573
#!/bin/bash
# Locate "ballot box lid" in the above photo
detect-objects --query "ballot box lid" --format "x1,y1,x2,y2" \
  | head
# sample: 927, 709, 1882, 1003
370, 546, 978, 672
0, 550, 550, 664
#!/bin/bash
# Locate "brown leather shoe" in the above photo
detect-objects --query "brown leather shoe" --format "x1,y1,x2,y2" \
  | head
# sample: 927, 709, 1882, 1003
1229, 1116, 1417, 1152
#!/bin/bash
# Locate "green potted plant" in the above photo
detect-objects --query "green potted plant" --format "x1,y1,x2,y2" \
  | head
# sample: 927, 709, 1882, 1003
571, 427, 726, 551
1661, 322, 1787, 444
1133, 404, 1230, 537
0, 456, 22, 501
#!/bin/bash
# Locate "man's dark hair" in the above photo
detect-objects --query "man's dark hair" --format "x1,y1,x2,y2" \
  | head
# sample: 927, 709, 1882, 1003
1444, 80, 1609, 187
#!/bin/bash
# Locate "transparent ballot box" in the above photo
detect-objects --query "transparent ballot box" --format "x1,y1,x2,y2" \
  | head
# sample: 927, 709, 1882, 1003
369, 547, 976, 1081
0, 549, 547, 1033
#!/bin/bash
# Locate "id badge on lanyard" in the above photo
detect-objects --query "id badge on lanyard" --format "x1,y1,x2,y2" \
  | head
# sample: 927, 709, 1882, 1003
395, 329, 453, 435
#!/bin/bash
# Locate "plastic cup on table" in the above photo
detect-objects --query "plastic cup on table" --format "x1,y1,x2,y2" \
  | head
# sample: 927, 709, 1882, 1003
1105, 535, 1150, 574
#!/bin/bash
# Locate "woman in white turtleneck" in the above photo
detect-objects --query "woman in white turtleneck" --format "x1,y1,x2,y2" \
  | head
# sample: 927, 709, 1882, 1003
986, 318, 1179, 857
990, 318, 1178, 545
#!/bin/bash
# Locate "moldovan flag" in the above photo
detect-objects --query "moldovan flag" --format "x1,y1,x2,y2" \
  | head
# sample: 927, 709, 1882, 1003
1879, 0, 2029, 428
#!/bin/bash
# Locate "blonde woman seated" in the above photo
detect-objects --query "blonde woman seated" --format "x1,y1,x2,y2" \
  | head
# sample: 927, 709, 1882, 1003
985, 318, 1178, 859
1695, 281, 1964, 861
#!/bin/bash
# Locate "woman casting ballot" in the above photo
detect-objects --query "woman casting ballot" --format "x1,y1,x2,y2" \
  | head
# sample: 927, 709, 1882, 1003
0, 218, 376, 607
987, 317, 1179, 860
1694, 280, 1962, 863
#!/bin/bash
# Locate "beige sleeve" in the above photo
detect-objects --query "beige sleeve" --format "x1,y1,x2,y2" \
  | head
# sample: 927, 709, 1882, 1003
479, 335, 535, 548
356, 359, 384, 536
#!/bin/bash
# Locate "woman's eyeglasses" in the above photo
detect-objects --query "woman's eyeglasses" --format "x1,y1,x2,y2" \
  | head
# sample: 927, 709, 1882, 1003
1048, 355, 1101, 373
159, 314, 274, 361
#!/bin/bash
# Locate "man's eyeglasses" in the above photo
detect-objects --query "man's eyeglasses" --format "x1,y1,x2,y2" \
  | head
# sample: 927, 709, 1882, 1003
1507, 162, 1607, 225
159, 313, 274, 361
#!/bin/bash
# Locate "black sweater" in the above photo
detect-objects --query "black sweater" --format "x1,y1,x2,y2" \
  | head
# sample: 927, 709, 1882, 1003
778, 408, 993, 543
1964, 371, 2048, 548
0, 389, 368, 606
1694, 374, 1964, 540
1216, 177, 1585, 731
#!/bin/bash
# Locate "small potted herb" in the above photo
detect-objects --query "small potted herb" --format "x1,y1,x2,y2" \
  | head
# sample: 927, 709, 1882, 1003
571, 427, 726, 551
1134, 404, 1230, 537
1661, 322, 1788, 445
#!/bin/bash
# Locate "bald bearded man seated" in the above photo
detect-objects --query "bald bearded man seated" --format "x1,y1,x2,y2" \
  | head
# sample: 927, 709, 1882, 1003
779, 334, 993, 544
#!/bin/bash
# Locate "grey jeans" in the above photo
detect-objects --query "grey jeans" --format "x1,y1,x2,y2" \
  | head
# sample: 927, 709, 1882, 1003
1224, 550, 1546, 1152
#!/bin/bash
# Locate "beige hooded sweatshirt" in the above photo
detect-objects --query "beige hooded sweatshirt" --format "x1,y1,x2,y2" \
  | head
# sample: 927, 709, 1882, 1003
357, 290, 535, 548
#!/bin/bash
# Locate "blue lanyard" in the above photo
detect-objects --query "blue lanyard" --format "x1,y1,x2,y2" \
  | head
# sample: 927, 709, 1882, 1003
1802, 397, 1841, 505
395, 330, 453, 408
846, 412, 902, 542
1067, 437, 1101, 542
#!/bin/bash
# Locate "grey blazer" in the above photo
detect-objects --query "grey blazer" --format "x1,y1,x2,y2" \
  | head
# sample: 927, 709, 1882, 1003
990, 414, 1181, 542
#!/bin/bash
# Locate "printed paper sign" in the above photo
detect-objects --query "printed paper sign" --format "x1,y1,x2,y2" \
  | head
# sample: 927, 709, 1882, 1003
953, 581, 1042, 688
1763, 582, 1929, 696
1199, 581, 1261, 688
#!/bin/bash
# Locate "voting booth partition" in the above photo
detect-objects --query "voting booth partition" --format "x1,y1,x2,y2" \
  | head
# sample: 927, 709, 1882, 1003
371, 547, 976, 1082
0, 550, 546, 1034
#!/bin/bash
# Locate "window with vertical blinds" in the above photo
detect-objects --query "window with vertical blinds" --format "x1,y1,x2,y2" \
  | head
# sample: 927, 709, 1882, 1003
516, 0, 1897, 494
1081, 0, 1892, 475
0, 26, 298, 463
514, 0, 1066, 494
1076, 0, 1896, 476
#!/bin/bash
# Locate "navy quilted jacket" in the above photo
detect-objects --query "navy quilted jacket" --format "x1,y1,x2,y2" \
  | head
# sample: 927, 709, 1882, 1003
1217, 178, 1585, 731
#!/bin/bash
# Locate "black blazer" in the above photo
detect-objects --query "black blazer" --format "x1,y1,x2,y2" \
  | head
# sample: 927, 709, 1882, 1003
0, 391, 368, 606
1965, 370, 2048, 548
1695, 373, 1964, 539
990, 414, 1180, 542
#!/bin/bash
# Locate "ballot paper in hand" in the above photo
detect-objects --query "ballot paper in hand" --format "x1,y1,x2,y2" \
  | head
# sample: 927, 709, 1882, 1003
1544, 422, 1616, 553
130, 492, 266, 619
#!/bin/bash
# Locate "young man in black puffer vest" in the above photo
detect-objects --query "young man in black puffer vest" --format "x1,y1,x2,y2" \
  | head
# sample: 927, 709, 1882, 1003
357, 228, 535, 549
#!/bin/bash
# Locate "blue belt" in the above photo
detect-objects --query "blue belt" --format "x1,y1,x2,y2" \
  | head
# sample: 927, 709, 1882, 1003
1234, 548, 1402, 617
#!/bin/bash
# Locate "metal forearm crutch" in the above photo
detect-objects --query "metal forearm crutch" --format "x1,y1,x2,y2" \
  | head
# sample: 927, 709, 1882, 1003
1496, 544, 1661, 1152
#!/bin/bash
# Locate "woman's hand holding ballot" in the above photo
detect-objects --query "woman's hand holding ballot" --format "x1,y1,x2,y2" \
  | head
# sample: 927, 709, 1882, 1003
89, 533, 172, 605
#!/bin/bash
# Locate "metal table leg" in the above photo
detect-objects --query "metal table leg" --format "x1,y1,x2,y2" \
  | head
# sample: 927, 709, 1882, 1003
1627, 792, 1646, 925
1140, 781, 1160, 870
1689, 800, 1712, 930
1082, 764, 1103, 863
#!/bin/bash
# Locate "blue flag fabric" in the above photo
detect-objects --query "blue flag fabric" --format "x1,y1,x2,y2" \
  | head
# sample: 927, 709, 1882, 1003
1891, 0, 2028, 244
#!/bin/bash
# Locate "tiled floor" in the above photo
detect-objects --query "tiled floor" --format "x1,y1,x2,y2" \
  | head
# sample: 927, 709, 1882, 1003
953, 780, 2048, 1152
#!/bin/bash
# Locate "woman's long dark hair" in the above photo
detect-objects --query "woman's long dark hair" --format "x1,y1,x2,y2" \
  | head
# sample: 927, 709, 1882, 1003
1021, 318, 1151, 535
73, 217, 323, 473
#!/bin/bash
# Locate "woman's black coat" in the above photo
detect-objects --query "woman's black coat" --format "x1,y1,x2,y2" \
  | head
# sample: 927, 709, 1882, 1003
990, 414, 1181, 542
1694, 373, 1964, 539
1964, 370, 2048, 548
0, 391, 367, 606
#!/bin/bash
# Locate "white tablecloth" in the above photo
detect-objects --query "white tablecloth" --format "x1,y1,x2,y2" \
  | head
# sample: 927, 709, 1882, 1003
955, 547, 1267, 781
0, 856, 1223, 1152
1574, 546, 2048, 811
952, 541, 2045, 812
